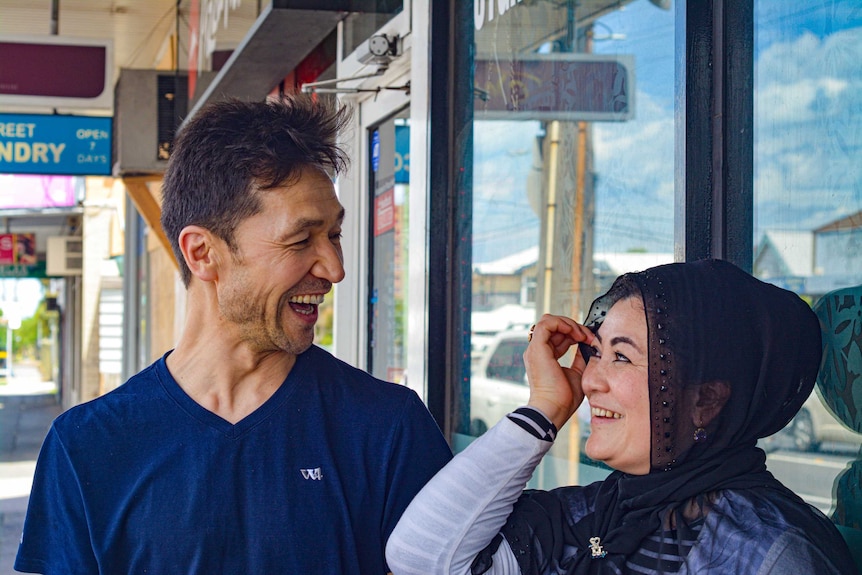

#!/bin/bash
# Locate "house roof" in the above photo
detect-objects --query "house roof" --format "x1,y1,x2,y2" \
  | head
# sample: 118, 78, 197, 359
815, 210, 862, 233
594, 252, 674, 276
473, 246, 539, 275
754, 230, 814, 277
473, 247, 674, 277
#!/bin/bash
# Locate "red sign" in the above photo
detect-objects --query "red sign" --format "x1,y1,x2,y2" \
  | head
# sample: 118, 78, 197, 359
0, 235, 14, 264
0, 233, 35, 265
188, 0, 200, 100
374, 188, 395, 236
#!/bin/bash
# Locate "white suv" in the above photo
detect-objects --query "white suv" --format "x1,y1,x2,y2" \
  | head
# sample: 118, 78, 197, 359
469, 329, 591, 450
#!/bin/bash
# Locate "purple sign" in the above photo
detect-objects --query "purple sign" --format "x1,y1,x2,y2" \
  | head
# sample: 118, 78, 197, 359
0, 174, 77, 209
0, 42, 107, 99
0, 35, 113, 109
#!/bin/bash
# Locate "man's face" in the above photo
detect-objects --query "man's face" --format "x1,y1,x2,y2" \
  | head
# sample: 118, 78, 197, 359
217, 167, 345, 356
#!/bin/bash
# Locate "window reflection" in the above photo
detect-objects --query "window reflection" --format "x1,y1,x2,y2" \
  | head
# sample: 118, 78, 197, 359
368, 114, 410, 384
462, 0, 675, 489
753, 0, 862, 522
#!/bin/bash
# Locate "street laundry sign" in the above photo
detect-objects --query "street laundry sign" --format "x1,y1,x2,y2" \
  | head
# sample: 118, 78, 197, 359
0, 114, 112, 176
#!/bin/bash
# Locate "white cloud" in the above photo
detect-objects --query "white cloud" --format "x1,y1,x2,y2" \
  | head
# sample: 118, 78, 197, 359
593, 93, 674, 199
754, 26, 862, 229
592, 93, 675, 251
469, 22, 862, 256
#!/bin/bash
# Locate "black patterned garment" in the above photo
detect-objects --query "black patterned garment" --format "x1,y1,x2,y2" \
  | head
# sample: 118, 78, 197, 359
485, 260, 855, 574
386, 260, 856, 575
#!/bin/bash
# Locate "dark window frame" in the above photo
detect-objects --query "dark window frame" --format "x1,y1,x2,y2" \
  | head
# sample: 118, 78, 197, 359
427, 0, 754, 440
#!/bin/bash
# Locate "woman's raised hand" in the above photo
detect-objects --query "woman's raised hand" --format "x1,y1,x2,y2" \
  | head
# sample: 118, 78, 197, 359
524, 314, 596, 430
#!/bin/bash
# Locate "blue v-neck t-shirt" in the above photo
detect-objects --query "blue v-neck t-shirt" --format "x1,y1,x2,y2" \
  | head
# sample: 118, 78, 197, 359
15, 345, 452, 574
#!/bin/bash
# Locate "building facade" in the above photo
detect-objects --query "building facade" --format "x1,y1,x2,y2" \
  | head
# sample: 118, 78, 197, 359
5, 0, 856, 530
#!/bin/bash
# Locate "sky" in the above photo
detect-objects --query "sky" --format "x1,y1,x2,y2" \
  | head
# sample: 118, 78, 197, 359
471, 0, 862, 263
0, 278, 44, 321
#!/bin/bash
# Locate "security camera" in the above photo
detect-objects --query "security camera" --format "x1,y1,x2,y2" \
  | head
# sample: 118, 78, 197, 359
358, 34, 400, 65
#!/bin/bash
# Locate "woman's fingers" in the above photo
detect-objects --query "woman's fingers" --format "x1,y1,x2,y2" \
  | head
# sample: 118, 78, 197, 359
524, 314, 595, 429
528, 314, 594, 358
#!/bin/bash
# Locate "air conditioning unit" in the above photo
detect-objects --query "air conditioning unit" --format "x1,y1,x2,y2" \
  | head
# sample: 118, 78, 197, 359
113, 69, 190, 176
47, 236, 84, 276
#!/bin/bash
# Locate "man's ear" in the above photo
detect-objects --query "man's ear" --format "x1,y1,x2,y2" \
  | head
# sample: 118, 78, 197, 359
178, 225, 220, 283
694, 381, 731, 428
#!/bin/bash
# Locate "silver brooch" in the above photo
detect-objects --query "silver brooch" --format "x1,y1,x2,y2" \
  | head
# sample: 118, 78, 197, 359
589, 537, 607, 559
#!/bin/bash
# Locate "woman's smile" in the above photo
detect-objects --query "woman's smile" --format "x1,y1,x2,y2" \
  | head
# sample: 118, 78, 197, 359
590, 405, 623, 419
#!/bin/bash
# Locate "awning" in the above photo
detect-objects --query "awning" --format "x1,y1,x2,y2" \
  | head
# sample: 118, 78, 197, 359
187, 1, 397, 120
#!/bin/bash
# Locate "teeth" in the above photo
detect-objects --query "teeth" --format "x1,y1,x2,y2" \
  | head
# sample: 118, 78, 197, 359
591, 407, 623, 419
288, 294, 325, 305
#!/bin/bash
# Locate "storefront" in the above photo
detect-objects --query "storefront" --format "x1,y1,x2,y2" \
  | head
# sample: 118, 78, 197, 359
148, 0, 860, 522
431, 0, 862, 516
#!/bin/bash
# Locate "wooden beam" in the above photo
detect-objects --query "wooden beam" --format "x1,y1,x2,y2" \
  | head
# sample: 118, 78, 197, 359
122, 175, 178, 270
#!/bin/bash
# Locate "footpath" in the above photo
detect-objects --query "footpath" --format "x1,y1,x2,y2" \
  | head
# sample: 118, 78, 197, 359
0, 365, 61, 575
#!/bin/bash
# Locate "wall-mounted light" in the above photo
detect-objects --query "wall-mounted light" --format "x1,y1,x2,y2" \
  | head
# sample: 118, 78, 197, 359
302, 34, 406, 95
358, 34, 401, 66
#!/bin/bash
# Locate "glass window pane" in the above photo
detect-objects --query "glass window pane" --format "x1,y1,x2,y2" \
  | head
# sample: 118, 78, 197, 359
367, 113, 410, 384
459, 0, 675, 489
753, 1, 862, 525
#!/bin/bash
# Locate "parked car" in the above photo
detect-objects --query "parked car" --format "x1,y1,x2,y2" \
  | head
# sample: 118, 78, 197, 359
469, 329, 590, 448
765, 390, 861, 452
469, 328, 531, 436
470, 304, 535, 367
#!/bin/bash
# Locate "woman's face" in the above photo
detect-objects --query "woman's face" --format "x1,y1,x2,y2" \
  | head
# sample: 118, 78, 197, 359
582, 296, 652, 475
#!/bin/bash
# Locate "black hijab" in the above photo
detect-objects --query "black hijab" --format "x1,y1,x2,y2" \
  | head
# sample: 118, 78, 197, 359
474, 259, 837, 574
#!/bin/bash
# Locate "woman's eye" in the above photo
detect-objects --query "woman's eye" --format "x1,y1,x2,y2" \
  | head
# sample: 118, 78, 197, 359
614, 352, 630, 363
578, 343, 599, 362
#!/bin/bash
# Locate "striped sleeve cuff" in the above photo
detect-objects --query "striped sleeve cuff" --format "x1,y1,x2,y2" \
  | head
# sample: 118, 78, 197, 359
506, 406, 558, 442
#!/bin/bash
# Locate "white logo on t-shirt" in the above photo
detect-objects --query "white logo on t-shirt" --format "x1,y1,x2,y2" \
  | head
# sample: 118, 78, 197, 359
301, 467, 323, 480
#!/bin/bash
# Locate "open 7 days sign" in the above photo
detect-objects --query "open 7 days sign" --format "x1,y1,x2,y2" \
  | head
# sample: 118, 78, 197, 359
0, 114, 112, 176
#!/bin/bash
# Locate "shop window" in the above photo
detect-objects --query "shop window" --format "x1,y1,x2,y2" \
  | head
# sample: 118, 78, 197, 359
753, 1, 862, 526
456, 0, 675, 489
367, 113, 410, 385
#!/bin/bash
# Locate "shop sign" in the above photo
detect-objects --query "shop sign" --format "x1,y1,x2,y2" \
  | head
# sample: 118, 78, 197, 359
196, 0, 243, 73
0, 114, 112, 176
0, 232, 49, 278
474, 54, 635, 122
0, 175, 77, 209
0, 261, 46, 279
0, 35, 112, 110
374, 188, 395, 236
0, 233, 37, 266
189, 0, 201, 99
371, 129, 381, 172
395, 125, 409, 184
474, 0, 523, 31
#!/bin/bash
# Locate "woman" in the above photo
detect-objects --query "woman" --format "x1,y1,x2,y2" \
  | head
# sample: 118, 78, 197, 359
387, 259, 855, 574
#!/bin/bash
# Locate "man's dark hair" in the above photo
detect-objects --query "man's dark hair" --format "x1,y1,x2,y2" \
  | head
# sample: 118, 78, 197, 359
161, 94, 351, 287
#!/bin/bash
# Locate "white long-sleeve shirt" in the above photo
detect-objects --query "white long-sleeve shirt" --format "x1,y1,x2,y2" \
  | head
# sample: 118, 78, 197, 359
385, 416, 852, 575
386, 418, 549, 574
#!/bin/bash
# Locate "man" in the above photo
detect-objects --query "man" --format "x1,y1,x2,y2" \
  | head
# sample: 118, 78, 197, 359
15, 95, 452, 574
